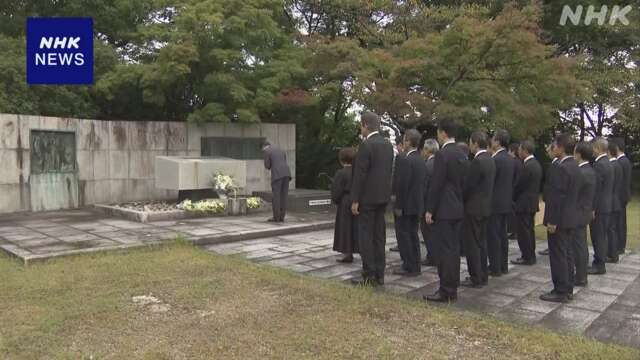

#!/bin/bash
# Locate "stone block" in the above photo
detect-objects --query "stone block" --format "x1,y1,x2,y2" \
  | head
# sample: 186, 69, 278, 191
204, 123, 225, 137
109, 150, 129, 179
186, 123, 205, 151
93, 180, 112, 204
76, 150, 94, 180
241, 124, 261, 138
77, 120, 108, 150
129, 151, 155, 179
540, 306, 600, 333
0, 114, 19, 149
109, 121, 129, 150
125, 179, 151, 202
279, 124, 296, 151
93, 150, 109, 180
79, 180, 96, 206
0, 149, 20, 184
260, 123, 279, 145
167, 122, 187, 151
224, 123, 243, 137
109, 179, 127, 204
155, 156, 246, 190
17, 115, 40, 149
0, 184, 26, 213
18, 149, 30, 181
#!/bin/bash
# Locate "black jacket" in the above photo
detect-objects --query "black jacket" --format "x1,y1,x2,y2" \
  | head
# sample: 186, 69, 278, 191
618, 155, 632, 205
426, 142, 469, 220
394, 150, 427, 216
611, 158, 623, 212
491, 149, 517, 214
464, 150, 496, 217
351, 133, 394, 206
514, 156, 542, 214
544, 156, 582, 229
422, 155, 435, 215
577, 163, 597, 226
593, 155, 614, 215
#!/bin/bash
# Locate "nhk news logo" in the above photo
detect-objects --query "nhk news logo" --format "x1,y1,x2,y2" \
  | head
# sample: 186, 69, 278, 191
26, 17, 94, 85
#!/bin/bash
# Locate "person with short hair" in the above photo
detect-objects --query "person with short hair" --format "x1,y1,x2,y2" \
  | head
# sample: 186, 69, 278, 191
331, 147, 358, 263
573, 141, 596, 286
420, 138, 439, 266
541, 133, 581, 303
461, 131, 495, 288
611, 138, 632, 255
351, 111, 394, 286
511, 139, 542, 265
393, 129, 427, 276
423, 119, 469, 302
607, 141, 624, 263
262, 140, 292, 222
588, 138, 614, 275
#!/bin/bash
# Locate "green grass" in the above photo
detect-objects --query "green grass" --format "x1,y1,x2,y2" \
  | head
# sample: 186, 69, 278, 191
0, 243, 637, 359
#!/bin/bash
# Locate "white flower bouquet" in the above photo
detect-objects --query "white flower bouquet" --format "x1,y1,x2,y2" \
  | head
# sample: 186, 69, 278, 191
211, 172, 238, 198
179, 199, 226, 214
246, 197, 262, 210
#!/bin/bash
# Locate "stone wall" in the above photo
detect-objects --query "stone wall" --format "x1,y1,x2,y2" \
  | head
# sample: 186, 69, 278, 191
0, 113, 295, 213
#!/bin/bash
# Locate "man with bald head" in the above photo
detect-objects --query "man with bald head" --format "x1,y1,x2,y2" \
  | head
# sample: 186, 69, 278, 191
351, 111, 394, 286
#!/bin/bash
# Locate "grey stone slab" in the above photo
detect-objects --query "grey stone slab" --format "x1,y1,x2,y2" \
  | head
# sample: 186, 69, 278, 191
307, 265, 360, 279
611, 319, 640, 349
570, 290, 618, 312
513, 296, 562, 315
303, 257, 340, 269
182, 228, 223, 236
236, 243, 278, 253
2, 232, 48, 242
382, 284, 414, 295
392, 272, 440, 289
265, 255, 313, 267
496, 306, 547, 325
585, 307, 630, 341
282, 263, 314, 273
16, 237, 61, 248
493, 279, 541, 298
586, 277, 633, 296
244, 249, 281, 260
59, 233, 102, 243
540, 306, 600, 333
30, 244, 77, 254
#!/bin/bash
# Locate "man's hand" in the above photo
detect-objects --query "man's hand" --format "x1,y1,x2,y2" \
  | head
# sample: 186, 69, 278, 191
351, 202, 360, 216
547, 224, 557, 234
425, 212, 434, 225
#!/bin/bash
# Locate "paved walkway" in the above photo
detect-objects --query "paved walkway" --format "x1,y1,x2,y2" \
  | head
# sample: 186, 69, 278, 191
0, 209, 333, 263
204, 229, 640, 349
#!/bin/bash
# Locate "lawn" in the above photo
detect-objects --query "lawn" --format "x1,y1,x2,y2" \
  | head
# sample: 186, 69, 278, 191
0, 243, 637, 359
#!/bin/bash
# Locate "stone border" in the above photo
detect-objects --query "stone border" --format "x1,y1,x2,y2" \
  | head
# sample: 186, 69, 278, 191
94, 203, 268, 223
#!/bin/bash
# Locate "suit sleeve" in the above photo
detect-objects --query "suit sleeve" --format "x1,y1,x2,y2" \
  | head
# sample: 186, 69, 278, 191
426, 151, 446, 214
351, 143, 370, 204
264, 150, 271, 170
547, 165, 569, 226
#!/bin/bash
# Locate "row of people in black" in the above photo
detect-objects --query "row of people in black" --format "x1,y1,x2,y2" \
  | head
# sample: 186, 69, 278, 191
330, 111, 632, 303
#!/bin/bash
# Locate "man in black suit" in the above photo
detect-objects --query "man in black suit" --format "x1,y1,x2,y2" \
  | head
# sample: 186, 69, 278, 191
612, 138, 632, 255
541, 133, 581, 303
507, 143, 522, 240
390, 137, 406, 253
393, 129, 427, 276
588, 138, 613, 275
487, 129, 517, 276
511, 140, 542, 265
423, 119, 468, 302
539, 144, 558, 257
263, 141, 292, 222
607, 142, 624, 263
461, 131, 495, 288
573, 142, 596, 286
421, 139, 439, 266
351, 111, 394, 286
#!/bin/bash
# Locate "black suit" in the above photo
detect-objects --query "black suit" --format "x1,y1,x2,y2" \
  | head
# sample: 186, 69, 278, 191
264, 145, 292, 221
487, 149, 517, 274
426, 142, 469, 297
617, 154, 632, 254
352, 132, 394, 282
420, 156, 436, 263
508, 157, 523, 236
544, 156, 582, 297
608, 159, 624, 260
574, 162, 596, 284
590, 155, 613, 271
394, 150, 427, 272
463, 150, 495, 285
513, 156, 542, 262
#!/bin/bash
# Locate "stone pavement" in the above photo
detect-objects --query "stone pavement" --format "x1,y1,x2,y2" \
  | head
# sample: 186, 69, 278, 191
204, 228, 640, 349
0, 209, 333, 264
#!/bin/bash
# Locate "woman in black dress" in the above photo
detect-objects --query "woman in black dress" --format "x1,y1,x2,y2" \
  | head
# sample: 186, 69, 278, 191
331, 147, 358, 263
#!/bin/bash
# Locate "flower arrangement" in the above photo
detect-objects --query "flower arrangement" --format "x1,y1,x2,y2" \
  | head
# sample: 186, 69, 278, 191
179, 199, 226, 214
246, 197, 262, 209
211, 172, 238, 198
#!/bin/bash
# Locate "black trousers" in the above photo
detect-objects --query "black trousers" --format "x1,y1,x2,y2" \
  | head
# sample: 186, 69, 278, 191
573, 225, 588, 284
607, 211, 620, 259
618, 206, 627, 253
487, 214, 509, 273
433, 219, 462, 297
589, 213, 609, 271
548, 228, 575, 296
271, 177, 289, 221
463, 215, 488, 285
515, 212, 536, 262
396, 215, 421, 273
420, 214, 434, 262
358, 204, 387, 281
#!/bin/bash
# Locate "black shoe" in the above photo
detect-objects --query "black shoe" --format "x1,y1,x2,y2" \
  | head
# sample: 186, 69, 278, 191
538, 249, 550, 256
587, 267, 606, 275
606, 256, 619, 263
489, 271, 502, 277
422, 259, 436, 267
336, 255, 353, 263
540, 291, 569, 303
267, 218, 277, 222
461, 279, 483, 288
465, 276, 488, 286
351, 278, 378, 287
424, 291, 457, 303
502, 269, 509, 275
389, 246, 399, 252
376, 277, 385, 286
575, 280, 588, 287
393, 268, 421, 276
552, 289, 573, 300
511, 258, 536, 265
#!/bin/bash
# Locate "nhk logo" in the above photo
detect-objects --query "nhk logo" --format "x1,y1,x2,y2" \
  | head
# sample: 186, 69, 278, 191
26, 17, 93, 85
